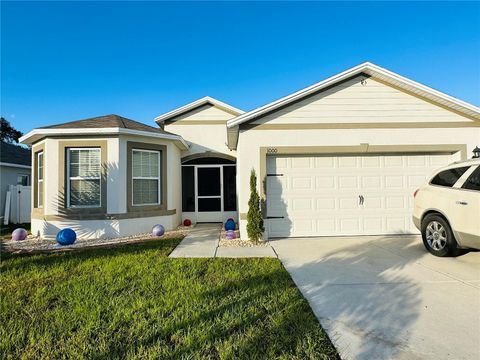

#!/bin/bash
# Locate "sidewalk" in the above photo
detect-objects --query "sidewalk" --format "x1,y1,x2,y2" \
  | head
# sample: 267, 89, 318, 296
169, 223, 277, 258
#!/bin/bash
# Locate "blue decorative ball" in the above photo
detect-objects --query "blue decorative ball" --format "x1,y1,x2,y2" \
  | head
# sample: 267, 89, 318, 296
152, 224, 165, 237
56, 228, 76, 246
224, 219, 236, 231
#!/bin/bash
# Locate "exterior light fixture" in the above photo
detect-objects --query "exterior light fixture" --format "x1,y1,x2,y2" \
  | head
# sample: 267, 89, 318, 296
473, 146, 480, 159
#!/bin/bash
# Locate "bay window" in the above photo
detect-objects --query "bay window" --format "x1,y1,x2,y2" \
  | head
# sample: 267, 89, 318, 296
67, 148, 101, 207
37, 151, 44, 207
132, 149, 161, 205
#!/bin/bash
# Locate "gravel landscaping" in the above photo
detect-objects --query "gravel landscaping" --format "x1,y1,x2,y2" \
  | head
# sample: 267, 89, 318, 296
1, 225, 194, 254
218, 229, 269, 247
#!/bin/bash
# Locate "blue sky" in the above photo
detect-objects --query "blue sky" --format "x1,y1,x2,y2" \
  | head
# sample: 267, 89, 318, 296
2, 1, 479, 134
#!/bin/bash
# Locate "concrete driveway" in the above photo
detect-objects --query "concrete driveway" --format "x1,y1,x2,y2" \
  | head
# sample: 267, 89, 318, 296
271, 235, 480, 360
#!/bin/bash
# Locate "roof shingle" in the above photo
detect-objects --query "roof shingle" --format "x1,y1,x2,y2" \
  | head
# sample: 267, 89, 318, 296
41, 114, 168, 134
0, 141, 31, 166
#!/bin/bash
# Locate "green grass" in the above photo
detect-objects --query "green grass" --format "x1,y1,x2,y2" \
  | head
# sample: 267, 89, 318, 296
1, 238, 338, 359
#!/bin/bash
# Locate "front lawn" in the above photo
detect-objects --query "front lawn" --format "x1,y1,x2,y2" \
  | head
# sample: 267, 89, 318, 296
1, 238, 338, 359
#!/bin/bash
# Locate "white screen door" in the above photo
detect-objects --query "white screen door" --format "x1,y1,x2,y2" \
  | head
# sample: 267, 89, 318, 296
196, 165, 223, 222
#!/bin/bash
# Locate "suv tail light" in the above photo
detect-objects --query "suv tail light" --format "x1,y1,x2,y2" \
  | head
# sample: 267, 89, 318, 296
413, 189, 420, 198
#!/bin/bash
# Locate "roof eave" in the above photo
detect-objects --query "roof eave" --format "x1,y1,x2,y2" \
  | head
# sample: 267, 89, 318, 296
154, 96, 244, 124
226, 62, 480, 128
19, 127, 189, 150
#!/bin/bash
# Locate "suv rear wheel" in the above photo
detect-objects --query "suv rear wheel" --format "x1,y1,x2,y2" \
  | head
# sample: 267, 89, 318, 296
421, 214, 458, 257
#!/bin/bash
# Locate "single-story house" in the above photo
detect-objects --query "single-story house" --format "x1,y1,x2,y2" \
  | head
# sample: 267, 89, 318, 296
1, 142, 31, 221
20, 62, 480, 240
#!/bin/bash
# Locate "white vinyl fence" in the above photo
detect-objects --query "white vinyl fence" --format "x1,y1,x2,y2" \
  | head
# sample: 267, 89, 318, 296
3, 185, 31, 224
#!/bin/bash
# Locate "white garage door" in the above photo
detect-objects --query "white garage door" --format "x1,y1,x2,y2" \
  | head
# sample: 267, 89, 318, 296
266, 153, 455, 238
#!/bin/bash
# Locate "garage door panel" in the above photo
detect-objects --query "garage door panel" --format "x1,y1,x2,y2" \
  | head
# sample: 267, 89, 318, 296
268, 219, 291, 238
362, 176, 382, 188
338, 197, 358, 210
315, 157, 335, 168
316, 198, 336, 210
291, 176, 313, 190
361, 156, 382, 167
315, 176, 336, 189
385, 196, 405, 209
385, 175, 405, 188
430, 155, 451, 166
384, 156, 404, 167
266, 153, 453, 238
408, 175, 427, 187
317, 218, 336, 232
386, 217, 407, 233
338, 157, 358, 168
292, 198, 313, 211
362, 217, 384, 232
338, 176, 359, 189
338, 217, 361, 233
407, 156, 427, 167
363, 196, 383, 209
292, 219, 315, 234
291, 157, 312, 168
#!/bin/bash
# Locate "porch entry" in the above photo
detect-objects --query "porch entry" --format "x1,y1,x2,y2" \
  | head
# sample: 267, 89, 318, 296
181, 157, 236, 223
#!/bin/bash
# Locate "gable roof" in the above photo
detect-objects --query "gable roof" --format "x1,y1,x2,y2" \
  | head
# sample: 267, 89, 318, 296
0, 141, 31, 167
154, 96, 244, 124
227, 62, 480, 128
19, 114, 188, 149
41, 114, 167, 134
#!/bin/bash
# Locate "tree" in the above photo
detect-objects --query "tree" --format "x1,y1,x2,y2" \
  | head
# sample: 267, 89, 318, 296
246, 169, 264, 242
1, 117, 23, 143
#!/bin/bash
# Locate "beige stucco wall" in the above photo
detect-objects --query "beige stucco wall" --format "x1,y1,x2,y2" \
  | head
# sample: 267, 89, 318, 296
30, 135, 182, 239
164, 104, 237, 158
237, 127, 480, 239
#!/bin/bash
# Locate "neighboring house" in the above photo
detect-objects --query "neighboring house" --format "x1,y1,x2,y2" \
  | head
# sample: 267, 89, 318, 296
20, 62, 480, 240
0, 142, 31, 220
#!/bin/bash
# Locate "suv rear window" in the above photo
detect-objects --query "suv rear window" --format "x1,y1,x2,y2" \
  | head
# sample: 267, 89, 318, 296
462, 167, 480, 191
430, 166, 469, 187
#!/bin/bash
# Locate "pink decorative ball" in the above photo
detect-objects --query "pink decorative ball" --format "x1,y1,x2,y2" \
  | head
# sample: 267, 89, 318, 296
226, 230, 236, 240
183, 219, 192, 226
12, 228, 28, 241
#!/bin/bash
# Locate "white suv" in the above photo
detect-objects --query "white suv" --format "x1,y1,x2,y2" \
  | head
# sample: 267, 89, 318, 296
413, 158, 480, 257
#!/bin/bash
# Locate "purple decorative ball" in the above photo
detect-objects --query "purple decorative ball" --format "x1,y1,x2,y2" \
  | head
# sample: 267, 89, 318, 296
152, 224, 165, 237
12, 228, 28, 241
226, 230, 236, 240
56, 228, 76, 246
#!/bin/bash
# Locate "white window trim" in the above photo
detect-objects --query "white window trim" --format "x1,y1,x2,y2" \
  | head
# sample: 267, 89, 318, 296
37, 152, 44, 208
132, 148, 161, 206
66, 147, 101, 208
17, 174, 30, 186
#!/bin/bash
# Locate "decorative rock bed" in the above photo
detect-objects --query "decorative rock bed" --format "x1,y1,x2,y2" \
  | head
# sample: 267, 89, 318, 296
218, 229, 269, 247
1, 225, 193, 254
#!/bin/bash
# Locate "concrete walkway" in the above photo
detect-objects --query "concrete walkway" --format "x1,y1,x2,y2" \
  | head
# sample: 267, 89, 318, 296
169, 223, 277, 258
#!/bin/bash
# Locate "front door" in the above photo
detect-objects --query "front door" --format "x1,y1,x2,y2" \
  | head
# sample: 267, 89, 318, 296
196, 166, 223, 222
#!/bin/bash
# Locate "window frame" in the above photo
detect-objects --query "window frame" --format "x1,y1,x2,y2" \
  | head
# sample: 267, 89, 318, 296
429, 166, 470, 188
66, 147, 102, 208
17, 174, 30, 186
461, 165, 480, 192
126, 141, 167, 214
37, 151, 44, 208
131, 148, 161, 206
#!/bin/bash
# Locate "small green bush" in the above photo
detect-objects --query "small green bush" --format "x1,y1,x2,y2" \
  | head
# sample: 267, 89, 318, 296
246, 169, 264, 242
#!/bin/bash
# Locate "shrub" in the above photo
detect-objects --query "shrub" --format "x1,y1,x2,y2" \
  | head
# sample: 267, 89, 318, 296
246, 169, 264, 242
